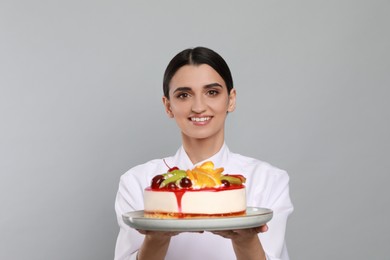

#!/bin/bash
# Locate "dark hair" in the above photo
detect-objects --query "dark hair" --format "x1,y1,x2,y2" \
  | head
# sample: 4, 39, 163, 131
163, 47, 234, 99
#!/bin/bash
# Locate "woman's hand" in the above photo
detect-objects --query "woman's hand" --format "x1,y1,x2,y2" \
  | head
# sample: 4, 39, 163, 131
211, 225, 268, 260
136, 230, 204, 260
136, 229, 180, 238
211, 224, 268, 242
136, 230, 180, 260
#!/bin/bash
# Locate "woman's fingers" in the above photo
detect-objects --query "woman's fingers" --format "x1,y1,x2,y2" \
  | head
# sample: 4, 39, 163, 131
211, 224, 269, 239
136, 229, 180, 237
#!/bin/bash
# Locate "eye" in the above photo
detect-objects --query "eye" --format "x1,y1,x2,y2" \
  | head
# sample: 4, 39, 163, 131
176, 92, 190, 99
207, 89, 219, 96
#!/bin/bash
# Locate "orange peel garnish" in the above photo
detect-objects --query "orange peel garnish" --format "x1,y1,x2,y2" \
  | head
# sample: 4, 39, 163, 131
191, 168, 221, 187
199, 161, 215, 170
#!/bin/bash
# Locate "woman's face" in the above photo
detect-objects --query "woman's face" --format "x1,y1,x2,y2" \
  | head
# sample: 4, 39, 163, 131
163, 64, 236, 142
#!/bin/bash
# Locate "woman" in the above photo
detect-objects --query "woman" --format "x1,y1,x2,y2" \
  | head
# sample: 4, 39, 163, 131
115, 47, 293, 260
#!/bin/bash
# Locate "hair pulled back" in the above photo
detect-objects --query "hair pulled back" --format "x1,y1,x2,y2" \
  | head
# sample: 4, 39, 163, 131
163, 47, 233, 98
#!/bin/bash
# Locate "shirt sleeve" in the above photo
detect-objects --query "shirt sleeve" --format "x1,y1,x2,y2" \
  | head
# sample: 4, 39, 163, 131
129, 251, 138, 260
258, 169, 293, 260
114, 172, 145, 260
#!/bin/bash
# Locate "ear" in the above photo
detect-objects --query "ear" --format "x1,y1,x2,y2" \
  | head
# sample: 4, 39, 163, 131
227, 88, 236, 112
162, 96, 174, 118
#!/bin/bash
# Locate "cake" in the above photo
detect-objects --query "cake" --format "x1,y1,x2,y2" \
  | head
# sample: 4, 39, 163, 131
144, 161, 246, 218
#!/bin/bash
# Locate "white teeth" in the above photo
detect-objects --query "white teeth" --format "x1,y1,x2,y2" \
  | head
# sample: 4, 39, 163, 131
191, 117, 210, 122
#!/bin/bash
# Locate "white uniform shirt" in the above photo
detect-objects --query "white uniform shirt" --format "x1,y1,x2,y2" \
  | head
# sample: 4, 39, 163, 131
115, 144, 293, 260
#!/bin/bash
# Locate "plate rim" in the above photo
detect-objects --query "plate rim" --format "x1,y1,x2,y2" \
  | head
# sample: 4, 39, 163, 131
122, 207, 273, 231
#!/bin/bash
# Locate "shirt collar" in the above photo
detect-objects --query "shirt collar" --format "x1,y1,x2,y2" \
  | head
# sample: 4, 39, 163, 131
173, 143, 230, 170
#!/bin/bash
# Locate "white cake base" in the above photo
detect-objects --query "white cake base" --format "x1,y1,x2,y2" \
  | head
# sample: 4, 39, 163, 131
144, 187, 246, 218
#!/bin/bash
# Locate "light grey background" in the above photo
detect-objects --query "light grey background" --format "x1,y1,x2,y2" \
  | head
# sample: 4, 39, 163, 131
1, 1, 389, 259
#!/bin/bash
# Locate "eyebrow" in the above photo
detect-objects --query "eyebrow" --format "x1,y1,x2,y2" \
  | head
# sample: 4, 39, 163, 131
172, 83, 223, 94
205, 83, 223, 89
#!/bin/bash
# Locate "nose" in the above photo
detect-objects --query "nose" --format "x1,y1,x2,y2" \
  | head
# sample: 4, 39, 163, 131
191, 95, 207, 114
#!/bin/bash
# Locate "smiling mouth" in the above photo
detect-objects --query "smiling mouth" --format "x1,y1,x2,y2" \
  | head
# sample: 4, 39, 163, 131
190, 117, 211, 122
